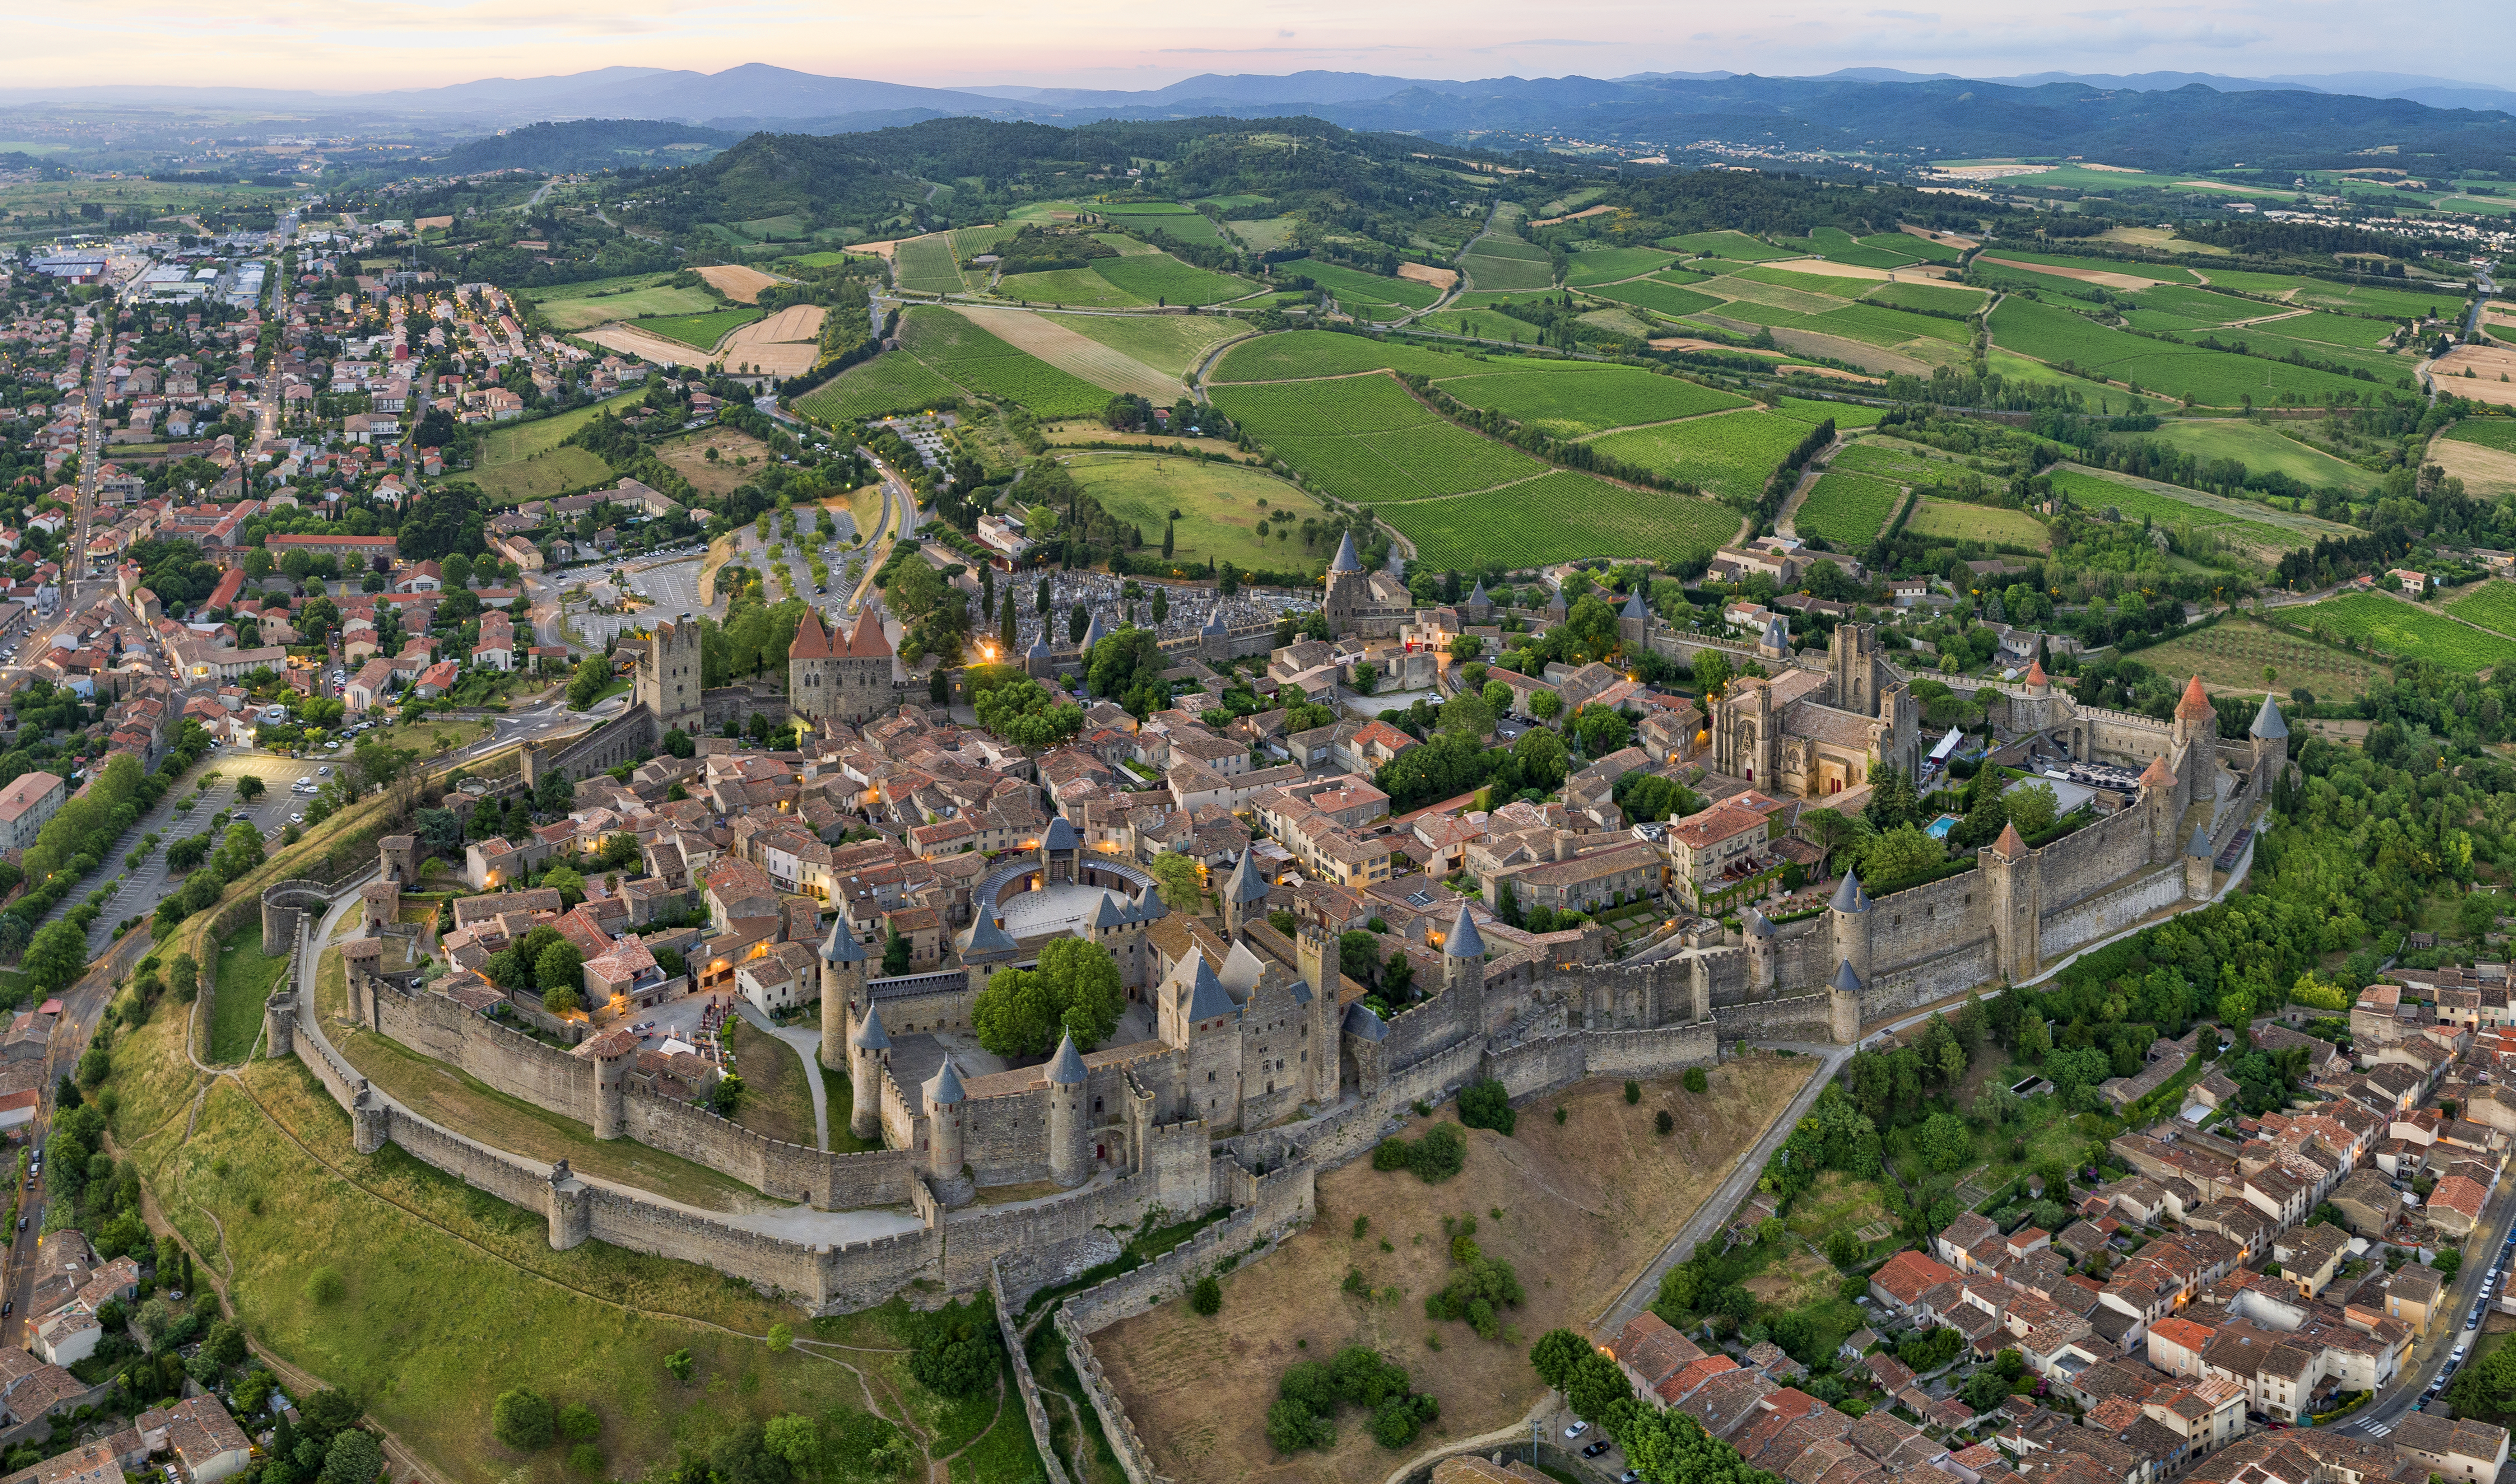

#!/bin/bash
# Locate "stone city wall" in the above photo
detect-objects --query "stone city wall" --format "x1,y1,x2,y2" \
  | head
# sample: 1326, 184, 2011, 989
2036, 806, 2159, 914
1713, 993, 1842, 1044
1055, 1306, 1164, 1484
1867, 867, 1992, 976
619, 1088, 919, 1208
1869, 940, 2002, 1020
2038, 865, 2187, 963
989, 1259, 1076, 1484
522, 706, 659, 790
372, 985, 596, 1123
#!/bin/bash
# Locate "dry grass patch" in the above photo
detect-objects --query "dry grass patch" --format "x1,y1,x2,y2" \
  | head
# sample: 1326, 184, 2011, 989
655, 429, 778, 496
696, 264, 781, 303
1090, 1056, 1814, 1484
2432, 436, 2516, 498
2433, 343, 2516, 407
584, 323, 714, 370
946, 306, 1181, 402
1397, 262, 1460, 289
1975, 256, 2157, 291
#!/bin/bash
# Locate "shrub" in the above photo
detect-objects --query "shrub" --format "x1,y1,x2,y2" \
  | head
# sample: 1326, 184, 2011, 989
1190, 1275, 1223, 1315
1554, 1106, 1567, 1124
303, 1266, 346, 1306
1684, 1066, 1709, 1093
1655, 1109, 1674, 1135
664, 1349, 696, 1382
1372, 1138, 1412, 1171
907, 1296, 1003, 1397
491, 1389, 557, 1451
1624, 1080, 1641, 1103
567, 1445, 604, 1477
1457, 1078, 1515, 1135
556, 1405, 600, 1443
1825, 1229, 1864, 1270
1409, 1124, 1466, 1183
767, 1322, 794, 1352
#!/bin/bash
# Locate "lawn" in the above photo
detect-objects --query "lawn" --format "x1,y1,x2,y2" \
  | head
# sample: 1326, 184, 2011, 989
209, 927, 292, 1063
531, 275, 719, 331
633, 308, 761, 352
1383, 472, 1741, 570
728, 1021, 818, 1151
1429, 363, 1747, 437
2137, 614, 2388, 702
1208, 330, 1485, 383
1062, 453, 1331, 576
1795, 471, 1906, 550
1089, 1059, 1814, 1484
1905, 496, 2052, 550
2277, 591, 2516, 670
995, 267, 1145, 308
2132, 419, 2384, 496
1587, 410, 1817, 503
1051, 314, 1246, 379
793, 350, 965, 423
1089, 252, 1259, 307
1283, 259, 1443, 312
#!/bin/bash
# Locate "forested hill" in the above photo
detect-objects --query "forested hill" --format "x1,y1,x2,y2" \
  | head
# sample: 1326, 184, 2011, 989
425, 119, 744, 175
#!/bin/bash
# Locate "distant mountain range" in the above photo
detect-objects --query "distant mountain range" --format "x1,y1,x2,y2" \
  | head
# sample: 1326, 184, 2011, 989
4, 62, 2513, 127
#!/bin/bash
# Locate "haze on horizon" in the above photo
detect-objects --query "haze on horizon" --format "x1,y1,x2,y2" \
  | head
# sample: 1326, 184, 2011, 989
8, 0, 2515, 99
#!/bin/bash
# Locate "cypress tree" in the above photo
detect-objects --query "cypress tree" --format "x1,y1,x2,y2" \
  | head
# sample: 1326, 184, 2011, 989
999, 589, 1019, 654
1162, 519, 1175, 559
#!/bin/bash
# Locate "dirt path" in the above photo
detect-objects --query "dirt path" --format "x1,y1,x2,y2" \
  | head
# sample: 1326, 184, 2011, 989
927, 1373, 1006, 1484
1571, 403, 1758, 442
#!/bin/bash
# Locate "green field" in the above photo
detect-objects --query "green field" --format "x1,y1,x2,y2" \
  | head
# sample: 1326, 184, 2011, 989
210, 928, 292, 1063
1415, 309, 1545, 341
1563, 247, 1680, 286
1282, 259, 1443, 313
2136, 614, 2388, 701
1905, 496, 2052, 549
1589, 278, 1726, 319
2133, 419, 2384, 495
1805, 303, 1970, 347
1776, 397, 1885, 429
1429, 363, 1747, 438
1064, 454, 1330, 575
530, 274, 719, 331
1795, 471, 1906, 550
1866, 232, 1961, 262
464, 387, 647, 504
2279, 591, 2516, 669
1982, 249, 2200, 284
1660, 231, 1793, 261
1056, 314, 1248, 379
1091, 251, 1257, 306
1386, 472, 1740, 569
793, 350, 966, 423
2446, 580, 2516, 636
1224, 216, 1301, 252
1832, 437, 1964, 483
1587, 411, 1816, 503
1459, 233, 1556, 291
1736, 265, 1879, 300
2261, 311, 2406, 348
1214, 374, 1547, 503
2448, 419, 2516, 454
1209, 330, 1486, 383
1863, 281, 1985, 315
1989, 297, 2375, 406
780, 251, 854, 268
632, 309, 761, 351
895, 308, 1110, 419
994, 266, 1144, 307
1699, 276, 1847, 317
894, 234, 966, 295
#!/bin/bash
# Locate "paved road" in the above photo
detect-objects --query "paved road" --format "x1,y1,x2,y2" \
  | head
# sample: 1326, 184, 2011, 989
2337, 1176, 2516, 1438
624, 556, 716, 622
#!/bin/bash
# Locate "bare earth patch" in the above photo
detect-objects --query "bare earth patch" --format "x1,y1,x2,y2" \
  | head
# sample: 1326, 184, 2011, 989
1397, 262, 1462, 289
844, 238, 909, 260
697, 264, 782, 303
1650, 338, 1784, 358
1975, 256, 2156, 291
2431, 345, 2516, 407
1767, 328, 1931, 377
584, 324, 715, 369
2433, 436, 2516, 498
948, 305, 1182, 401
1783, 364, 1884, 383
1528, 206, 1617, 228
717, 304, 826, 377
1089, 1056, 1815, 1484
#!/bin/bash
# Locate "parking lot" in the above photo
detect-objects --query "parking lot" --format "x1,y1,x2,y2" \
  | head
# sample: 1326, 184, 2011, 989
621, 550, 717, 621
53, 749, 339, 953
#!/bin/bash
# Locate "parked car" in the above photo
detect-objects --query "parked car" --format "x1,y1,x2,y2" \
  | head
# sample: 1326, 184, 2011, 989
1565, 1422, 1588, 1439
1582, 1441, 1611, 1459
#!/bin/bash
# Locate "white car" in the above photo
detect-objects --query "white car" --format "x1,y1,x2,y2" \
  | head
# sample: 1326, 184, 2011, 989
1565, 1422, 1588, 1439
289, 813, 304, 824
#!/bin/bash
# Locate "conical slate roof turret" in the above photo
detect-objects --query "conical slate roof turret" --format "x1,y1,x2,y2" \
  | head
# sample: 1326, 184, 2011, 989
1762, 615, 1790, 651
821, 918, 867, 963
1042, 816, 1080, 851
1027, 633, 1053, 659
1329, 531, 1362, 574
1444, 900, 1485, 959
1622, 588, 1649, 621
963, 911, 1017, 956
2250, 693, 2288, 740
1741, 904, 1777, 938
851, 1004, 890, 1051
1224, 848, 1271, 905
1466, 577, 1489, 606
2187, 825, 2214, 860
1831, 960, 1864, 994
1080, 611, 1110, 650
926, 1057, 966, 1106
1046, 1031, 1087, 1085
1176, 947, 1239, 1021
1202, 609, 1229, 636
1830, 870, 1870, 914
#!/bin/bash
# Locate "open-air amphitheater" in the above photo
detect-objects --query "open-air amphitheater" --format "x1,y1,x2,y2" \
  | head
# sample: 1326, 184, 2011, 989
234, 664, 2281, 1484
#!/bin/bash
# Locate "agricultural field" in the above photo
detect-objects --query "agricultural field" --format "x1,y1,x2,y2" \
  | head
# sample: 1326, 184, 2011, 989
1869, 231, 1962, 262
631, 308, 760, 351
1989, 297, 2375, 407
1053, 313, 1247, 379
1431, 363, 1747, 438
1776, 397, 1885, 429
1062, 454, 1331, 576
1864, 280, 1986, 315
1208, 330, 1484, 383
1983, 249, 2200, 284
1904, 496, 2051, 550
893, 233, 967, 295
2432, 419, 2516, 497
1739, 265, 1890, 298
2041, 467, 2294, 556
944, 308, 1179, 401
1832, 437, 1967, 483
2274, 591, 2516, 670
1588, 410, 1817, 503
528, 274, 718, 331
2449, 419, 2516, 453
1090, 252, 1258, 307
1222, 216, 1300, 252
2137, 615, 2388, 702
793, 347, 966, 423
1588, 277, 1726, 318
1458, 233, 1555, 291
1414, 308, 1542, 341
1285, 259, 1444, 314
1563, 246, 1680, 286
1213, 374, 1547, 504
898, 308, 1112, 419
1794, 471, 1907, 550
462, 388, 647, 504
2446, 580, 2516, 636
1804, 303, 1970, 347
1389, 472, 1741, 569
1091, 1060, 1812, 1484
2133, 419, 2384, 496
2243, 311, 2402, 348
1102, 206, 1230, 248
654, 427, 781, 496
1661, 230, 1793, 261
995, 267, 1144, 308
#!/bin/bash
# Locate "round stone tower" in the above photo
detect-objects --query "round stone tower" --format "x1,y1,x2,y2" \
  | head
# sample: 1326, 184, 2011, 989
1046, 1031, 1089, 1189
818, 917, 868, 1071
924, 1057, 969, 1193
849, 1003, 891, 1143
1828, 869, 1872, 988
262, 991, 295, 1060
590, 1030, 632, 1140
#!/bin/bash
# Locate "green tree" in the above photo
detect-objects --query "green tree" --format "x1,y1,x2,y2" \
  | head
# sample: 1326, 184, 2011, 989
882, 929, 911, 975
1190, 1275, 1222, 1315
536, 942, 584, 1012
762, 1416, 819, 1475
568, 656, 612, 709
1149, 851, 1204, 914
2005, 780, 2061, 836
319, 1431, 382, 1484
1917, 1111, 1974, 1173
972, 675, 1084, 750
1438, 689, 1494, 741
970, 938, 1126, 1055
23, 920, 89, 994
491, 1390, 556, 1451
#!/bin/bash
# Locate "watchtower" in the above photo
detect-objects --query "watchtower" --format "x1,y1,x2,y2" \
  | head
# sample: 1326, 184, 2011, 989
637, 616, 704, 737
1046, 1032, 1088, 1188
818, 917, 868, 1071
